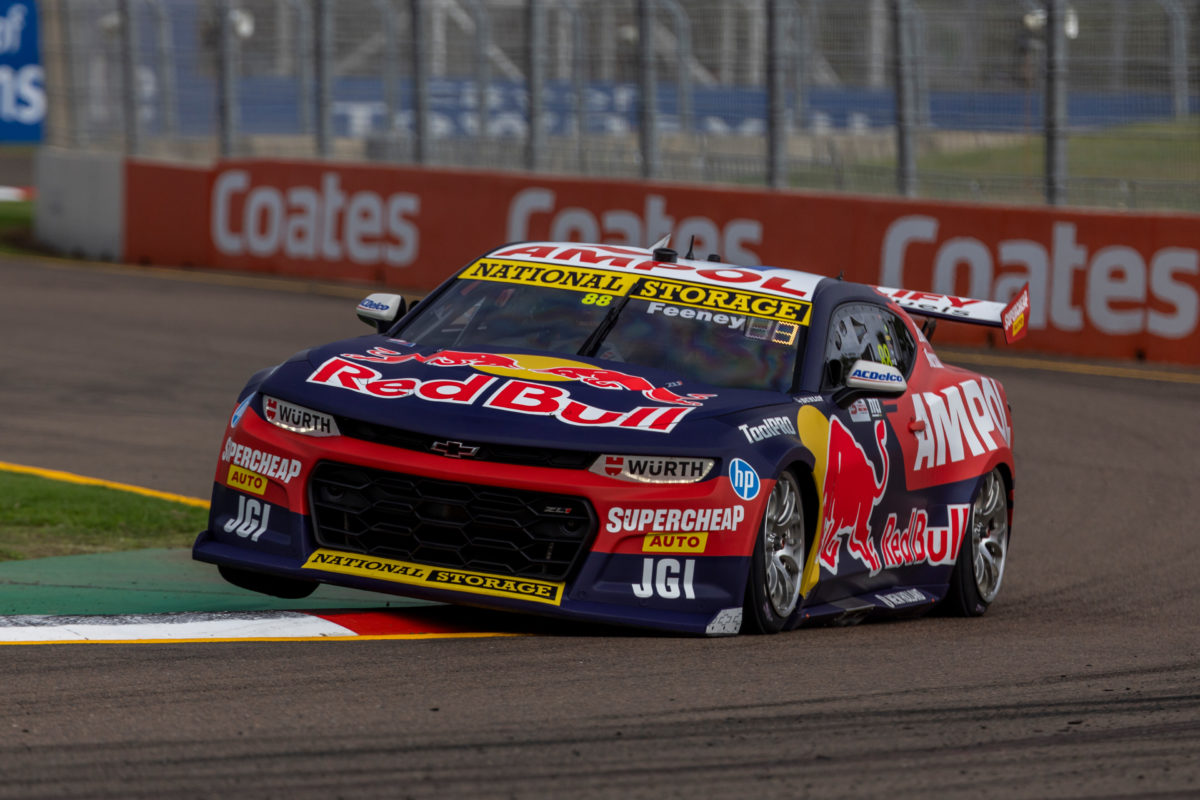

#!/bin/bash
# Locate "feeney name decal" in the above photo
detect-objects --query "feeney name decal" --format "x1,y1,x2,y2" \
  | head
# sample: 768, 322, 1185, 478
220, 439, 302, 484
606, 506, 746, 534
308, 357, 695, 433
910, 377, 1010, 470
302, 550, 564, 605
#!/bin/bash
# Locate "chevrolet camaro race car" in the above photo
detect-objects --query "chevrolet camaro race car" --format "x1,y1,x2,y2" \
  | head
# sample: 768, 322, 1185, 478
194, 240, 1029, 635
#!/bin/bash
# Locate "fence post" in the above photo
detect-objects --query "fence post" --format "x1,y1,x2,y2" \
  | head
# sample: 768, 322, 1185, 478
767, 0, 786, 189
216, 0, 238, 158
1045, 0, 1067, 206
891, 0, 916, 197
411, 0, 430, 163
1157, 0, 1189, 119
638, 0, 658, 179
118, 0, 139, 155
526, 0, 546, 171
314, 0, 332, 158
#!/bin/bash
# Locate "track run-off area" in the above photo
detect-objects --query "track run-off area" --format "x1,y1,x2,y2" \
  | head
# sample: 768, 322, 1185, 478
1, 255, 1197, 798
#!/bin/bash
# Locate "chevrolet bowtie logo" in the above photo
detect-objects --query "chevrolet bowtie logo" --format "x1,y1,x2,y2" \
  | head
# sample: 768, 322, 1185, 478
430, 440, 480, 458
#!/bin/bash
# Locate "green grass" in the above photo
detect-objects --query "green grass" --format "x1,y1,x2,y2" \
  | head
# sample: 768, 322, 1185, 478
0, 199, 34, 254
779, 118, 1200, 210
0, 472, 208, 561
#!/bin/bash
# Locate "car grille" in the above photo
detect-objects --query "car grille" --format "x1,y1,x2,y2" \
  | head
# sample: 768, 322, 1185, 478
308, 461, 596, 581
334, 416, 596, 469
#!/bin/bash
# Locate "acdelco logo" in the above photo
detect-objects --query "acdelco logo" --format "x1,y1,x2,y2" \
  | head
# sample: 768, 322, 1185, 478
882, 215, 1199, 339
211, 170, 420, 266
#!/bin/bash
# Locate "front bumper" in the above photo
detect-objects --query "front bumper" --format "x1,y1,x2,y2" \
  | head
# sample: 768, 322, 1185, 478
193, 406, 768, 635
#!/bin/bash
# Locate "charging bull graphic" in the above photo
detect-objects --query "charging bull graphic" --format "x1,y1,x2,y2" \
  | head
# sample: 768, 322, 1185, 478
817, 418, 889, 573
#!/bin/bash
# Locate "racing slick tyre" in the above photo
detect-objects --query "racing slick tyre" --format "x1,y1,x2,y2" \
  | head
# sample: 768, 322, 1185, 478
218, 565, 318, 600
743, 470, 806, 634
943, 468, 1009, 617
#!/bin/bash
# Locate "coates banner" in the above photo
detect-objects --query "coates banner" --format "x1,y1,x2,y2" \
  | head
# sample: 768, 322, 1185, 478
123, 158, 1200, 365
0, 1, 43, 141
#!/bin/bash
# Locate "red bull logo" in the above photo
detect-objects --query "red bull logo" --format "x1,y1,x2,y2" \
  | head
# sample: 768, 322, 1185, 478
817, 418, 889, 573
308, 356, 694, 433
339, 347, 714, 406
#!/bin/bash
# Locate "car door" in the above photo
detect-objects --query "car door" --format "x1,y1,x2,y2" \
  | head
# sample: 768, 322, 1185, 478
808, 301, 921, 590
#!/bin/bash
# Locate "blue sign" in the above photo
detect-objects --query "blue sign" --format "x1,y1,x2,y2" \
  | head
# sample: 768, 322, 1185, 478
0, 1, 43, 142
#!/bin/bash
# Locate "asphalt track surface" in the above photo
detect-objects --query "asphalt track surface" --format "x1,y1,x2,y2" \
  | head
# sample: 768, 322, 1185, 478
2, 256, 1199, 799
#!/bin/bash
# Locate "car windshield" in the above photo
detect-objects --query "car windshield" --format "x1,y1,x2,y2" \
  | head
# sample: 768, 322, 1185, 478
397, 277, 806, 392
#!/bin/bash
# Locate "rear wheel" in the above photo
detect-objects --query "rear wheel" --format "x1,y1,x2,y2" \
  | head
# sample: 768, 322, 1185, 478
218, 565, 318, 600
743, 471, 806, 634
944, 469, 1009, 616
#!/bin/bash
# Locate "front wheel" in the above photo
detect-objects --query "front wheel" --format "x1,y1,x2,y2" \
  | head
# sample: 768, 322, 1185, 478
943, 468, 1010, 616
743, 471, 806, 634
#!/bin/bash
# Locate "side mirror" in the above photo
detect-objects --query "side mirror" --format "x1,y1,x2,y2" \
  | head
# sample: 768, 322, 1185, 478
833, 359, 906, 406
356, 293, 407, 332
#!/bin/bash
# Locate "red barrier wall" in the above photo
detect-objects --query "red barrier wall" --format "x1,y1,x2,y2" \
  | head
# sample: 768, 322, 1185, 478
124, 158, 1200, 366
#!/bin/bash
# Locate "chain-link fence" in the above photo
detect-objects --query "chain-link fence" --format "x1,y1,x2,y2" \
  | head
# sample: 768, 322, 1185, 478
38, 0, 1200, 211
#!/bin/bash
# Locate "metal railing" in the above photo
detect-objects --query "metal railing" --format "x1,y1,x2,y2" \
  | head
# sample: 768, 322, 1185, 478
37, 0, 1200, 211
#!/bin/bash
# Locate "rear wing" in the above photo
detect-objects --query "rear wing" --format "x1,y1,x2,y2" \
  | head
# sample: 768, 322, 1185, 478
875, 283, 1030, 344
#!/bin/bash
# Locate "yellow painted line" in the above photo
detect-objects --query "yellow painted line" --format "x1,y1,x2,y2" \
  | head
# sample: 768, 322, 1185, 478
0, 632, 526, 646
941, 350, 1200, 385
0, 461, 208, 508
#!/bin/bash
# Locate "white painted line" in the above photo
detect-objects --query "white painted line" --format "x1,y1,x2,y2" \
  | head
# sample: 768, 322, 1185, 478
0, 611, 356, 642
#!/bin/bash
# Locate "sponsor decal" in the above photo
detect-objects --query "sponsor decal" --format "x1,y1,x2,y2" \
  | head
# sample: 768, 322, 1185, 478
848, 398, 884, 424
632, 557, 696, 600
793, 394, 823, 405
606, 505, 746, 534
230, 396, 252, 429
212, 170, 420, 267
849, 366, 904, 385
642, 533, 708, 554
263, 395, 340, 437
706, 607, 744, 635
336, 348, 715, 406
309, 356, 698, 433
220, 438, 302, 484
909, 377, 1010, 471
494, 241, 822, 301
818, 418, 889, 574
632, 279, 811, 325
645, 302, 747, 331
738, 415, 796, 443
728, 458, 761, 501
302, 549, 563, 605
879, 505, 968, 570
876, 587, 931, 609
226, 464, 268, 496
223, 495, 271, 542
923, 349, 944, 369
430, 440, 479, 458
358, 297, 392, 312
1002, 284, 1030, 343
461, 259, 637, 295
590, 455, 714, 483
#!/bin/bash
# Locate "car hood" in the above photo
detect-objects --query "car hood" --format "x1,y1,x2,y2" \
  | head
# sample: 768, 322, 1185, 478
257, 336, 784, 452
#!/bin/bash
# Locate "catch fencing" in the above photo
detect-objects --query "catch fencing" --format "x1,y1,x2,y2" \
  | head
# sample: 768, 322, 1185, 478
37, 0, 1200, 211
